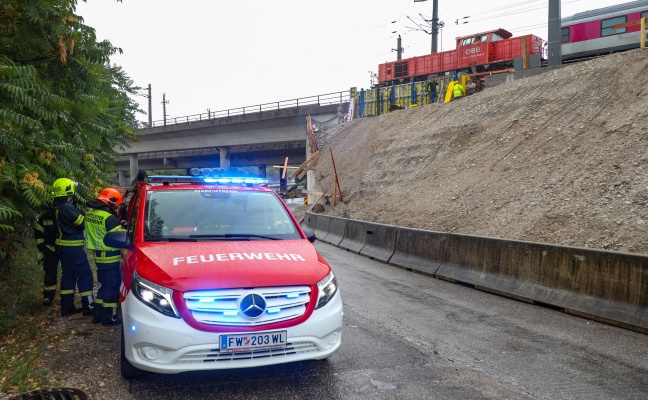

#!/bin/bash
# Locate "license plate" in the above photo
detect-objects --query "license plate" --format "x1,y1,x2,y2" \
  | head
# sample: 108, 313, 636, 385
220, 331, 287, 352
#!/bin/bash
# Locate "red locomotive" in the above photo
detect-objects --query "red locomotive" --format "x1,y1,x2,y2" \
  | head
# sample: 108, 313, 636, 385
378, 28, 545, 86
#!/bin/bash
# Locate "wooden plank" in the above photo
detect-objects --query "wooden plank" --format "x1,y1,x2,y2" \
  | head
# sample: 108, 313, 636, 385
297, 152, 319, 180
289, 150, 319, 179
301, 189, 325, 196
306, 115, 318, 153
329, 147, 343, 202
281, 157, 289, 179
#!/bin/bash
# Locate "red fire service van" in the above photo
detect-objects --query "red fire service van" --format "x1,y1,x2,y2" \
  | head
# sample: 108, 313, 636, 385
105, 171, 343, 378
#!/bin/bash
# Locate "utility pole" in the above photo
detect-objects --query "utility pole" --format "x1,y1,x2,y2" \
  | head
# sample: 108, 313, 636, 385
547, 0, 562, 66
414, 0, 443, 53
392, 34, 404, 60
147, 84, 152, 127
162, 93, 169, 126
431, 0, 439, 53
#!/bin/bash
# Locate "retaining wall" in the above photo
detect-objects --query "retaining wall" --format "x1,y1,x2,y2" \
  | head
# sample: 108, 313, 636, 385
305, 212, 648, 334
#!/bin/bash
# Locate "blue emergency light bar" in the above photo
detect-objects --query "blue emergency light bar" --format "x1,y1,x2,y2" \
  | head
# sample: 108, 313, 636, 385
147, 175, 269, 185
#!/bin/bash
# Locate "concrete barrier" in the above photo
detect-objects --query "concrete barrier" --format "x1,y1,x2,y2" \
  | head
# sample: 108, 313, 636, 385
338, 219, 366, 254
435, 234, 648, 334
314, 214, 331, 241
305, 212, 648, 334
323, 216, 346, 246
303, 213, 317, 231
389, 228, 447, 276
435, 234, 544, 302
360, 222, 397, 263
536, 246, 648, 333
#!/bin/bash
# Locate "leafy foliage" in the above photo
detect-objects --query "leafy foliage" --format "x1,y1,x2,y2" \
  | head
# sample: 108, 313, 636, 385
0, 0, 140, 258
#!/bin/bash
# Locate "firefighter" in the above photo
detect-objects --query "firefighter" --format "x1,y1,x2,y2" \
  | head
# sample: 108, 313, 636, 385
85, 188, 125, 326
52, 178, 96, 317
35, 204, 60, 306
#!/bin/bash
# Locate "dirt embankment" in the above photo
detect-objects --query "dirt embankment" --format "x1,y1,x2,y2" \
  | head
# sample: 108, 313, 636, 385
313, 49, 648, 255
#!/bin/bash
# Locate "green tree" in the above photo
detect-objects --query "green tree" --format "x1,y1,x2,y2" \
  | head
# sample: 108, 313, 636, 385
0, 0, 139, 258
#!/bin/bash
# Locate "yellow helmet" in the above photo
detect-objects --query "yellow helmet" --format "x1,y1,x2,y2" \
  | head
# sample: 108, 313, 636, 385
52, 178, 75, 197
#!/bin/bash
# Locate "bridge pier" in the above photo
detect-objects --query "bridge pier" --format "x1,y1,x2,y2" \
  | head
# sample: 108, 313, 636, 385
220, 147, 230, 170
129, 154, 139, 186
118, 170, 126, 187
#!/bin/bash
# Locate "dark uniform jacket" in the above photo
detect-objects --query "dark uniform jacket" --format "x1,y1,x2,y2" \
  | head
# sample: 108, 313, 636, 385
53, 198, 85, 246
35, 207, 57, 253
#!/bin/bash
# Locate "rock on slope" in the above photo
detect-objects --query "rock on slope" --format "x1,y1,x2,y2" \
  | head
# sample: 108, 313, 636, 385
313, 49, 648, 255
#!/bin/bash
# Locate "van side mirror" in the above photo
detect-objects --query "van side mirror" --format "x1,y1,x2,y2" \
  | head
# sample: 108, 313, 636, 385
303, 228, 316, 243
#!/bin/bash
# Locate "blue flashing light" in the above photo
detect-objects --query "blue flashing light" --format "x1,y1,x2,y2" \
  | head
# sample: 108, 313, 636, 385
267, 307, 281, 314
131, 325, 136, 331
223, 310, 238, 316
148, 175, 269, 185
199, 298, 215, 303
286, 293, 300, 299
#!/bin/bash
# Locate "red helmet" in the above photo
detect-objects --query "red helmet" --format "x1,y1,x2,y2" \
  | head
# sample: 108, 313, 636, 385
97, 188, 123, 209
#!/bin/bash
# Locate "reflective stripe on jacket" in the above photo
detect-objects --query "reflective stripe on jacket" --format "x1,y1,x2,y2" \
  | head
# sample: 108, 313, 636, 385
55, 201, 85, 247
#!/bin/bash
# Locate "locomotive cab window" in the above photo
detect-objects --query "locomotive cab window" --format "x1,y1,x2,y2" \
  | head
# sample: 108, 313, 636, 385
601, 16, 626, 36
461, 35, 487, 46
642, 11, 648, 20
491, 33, 504, 42
394, 62, 408, 78
561, 27, 570, 43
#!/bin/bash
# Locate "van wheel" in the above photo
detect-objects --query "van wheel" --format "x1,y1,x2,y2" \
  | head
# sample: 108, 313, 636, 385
121, 326, 143, 379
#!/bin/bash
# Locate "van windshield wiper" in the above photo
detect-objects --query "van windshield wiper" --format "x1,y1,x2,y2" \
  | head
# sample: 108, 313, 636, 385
166, 237, 198, 242
188, 234, 280, 241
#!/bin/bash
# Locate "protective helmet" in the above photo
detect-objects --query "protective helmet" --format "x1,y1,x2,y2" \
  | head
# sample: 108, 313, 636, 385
97, 188, 123, 209
52, 178, 75, 197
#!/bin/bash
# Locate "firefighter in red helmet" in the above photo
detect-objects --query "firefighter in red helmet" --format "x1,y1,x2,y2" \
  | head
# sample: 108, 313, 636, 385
85, 188, 125, 326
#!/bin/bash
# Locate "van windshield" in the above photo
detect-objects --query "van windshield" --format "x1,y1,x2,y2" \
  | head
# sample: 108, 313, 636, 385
143, 189, 301, 241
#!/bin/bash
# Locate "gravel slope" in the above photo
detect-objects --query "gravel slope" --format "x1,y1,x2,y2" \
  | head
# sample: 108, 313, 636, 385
313, 49, 648, 255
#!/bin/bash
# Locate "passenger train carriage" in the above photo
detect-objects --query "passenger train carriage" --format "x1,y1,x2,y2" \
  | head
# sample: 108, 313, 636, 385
561, 0, 648, 61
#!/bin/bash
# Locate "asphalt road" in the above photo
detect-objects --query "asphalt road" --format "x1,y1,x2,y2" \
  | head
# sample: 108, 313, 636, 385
107, 241, 647, 400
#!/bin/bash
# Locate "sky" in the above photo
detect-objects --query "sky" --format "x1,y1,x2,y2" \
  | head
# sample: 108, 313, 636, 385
75, 0, 633, 124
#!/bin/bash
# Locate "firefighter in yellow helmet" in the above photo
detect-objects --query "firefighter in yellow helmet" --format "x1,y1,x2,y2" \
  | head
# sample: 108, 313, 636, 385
85, 188, 125, 326
52, 178, 96, 317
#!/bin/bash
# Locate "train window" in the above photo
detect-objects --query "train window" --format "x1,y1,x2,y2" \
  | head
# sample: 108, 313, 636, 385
642, 11, 648, 20
491, 33, 503, 42
394, 62, 408, 78
561, 27, 570, 43
461, 35, 487, 46
601, 16, 626, 36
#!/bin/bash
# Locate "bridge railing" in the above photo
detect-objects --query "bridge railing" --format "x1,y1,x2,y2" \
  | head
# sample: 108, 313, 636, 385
142, 90, 351, 128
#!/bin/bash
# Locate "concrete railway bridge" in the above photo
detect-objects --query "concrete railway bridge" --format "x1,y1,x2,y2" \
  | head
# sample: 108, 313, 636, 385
113, 91, 350, 187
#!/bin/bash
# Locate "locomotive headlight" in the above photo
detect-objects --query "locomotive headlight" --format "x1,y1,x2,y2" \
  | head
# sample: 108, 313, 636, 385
315, 271, 338, 309
132, 271, 180, 318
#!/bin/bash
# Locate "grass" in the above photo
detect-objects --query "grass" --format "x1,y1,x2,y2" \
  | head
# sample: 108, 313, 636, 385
0, 235, 63, 395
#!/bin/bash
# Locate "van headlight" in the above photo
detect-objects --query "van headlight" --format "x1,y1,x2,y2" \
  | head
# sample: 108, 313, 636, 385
132, 271, 180, 318
315, 271, 338, 309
